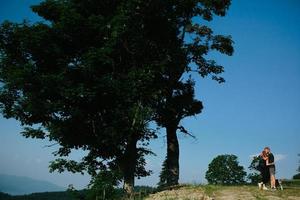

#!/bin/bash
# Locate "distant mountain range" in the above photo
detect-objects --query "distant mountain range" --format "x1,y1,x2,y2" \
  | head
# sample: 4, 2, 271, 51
0, 174, 65, 195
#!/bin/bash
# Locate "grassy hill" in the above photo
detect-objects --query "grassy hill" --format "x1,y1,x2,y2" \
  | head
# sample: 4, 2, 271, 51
145, 184, 300, 200
1, 181, 299, 200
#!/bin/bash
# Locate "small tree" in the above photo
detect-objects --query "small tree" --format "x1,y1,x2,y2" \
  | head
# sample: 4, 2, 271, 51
247, 156, 262, 184
86, 170, 122, 200
205, 154, 246, 185
293, 154, 300, 180
157, 156, 169, 189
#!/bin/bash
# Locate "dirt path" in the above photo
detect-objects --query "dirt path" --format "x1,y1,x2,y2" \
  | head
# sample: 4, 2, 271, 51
145, 187, 212, 200
212, 187, 256, 200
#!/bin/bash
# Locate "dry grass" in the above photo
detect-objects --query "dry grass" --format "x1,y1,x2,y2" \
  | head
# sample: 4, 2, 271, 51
144, 185, 300, 200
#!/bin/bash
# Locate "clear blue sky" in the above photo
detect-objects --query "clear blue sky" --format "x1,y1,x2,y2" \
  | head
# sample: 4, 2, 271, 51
0, 0, 299, 189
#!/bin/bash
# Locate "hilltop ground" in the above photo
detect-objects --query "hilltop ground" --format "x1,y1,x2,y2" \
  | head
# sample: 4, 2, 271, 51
145, 185, 300, 200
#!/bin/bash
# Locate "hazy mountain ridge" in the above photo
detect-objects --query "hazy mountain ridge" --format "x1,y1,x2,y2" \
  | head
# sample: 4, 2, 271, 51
0, 174, 65, 195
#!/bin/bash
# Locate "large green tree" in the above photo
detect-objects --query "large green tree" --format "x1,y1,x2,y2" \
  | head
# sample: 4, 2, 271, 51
0, 0, 170, 196
206, 154, 246, 185
0, 0, 234, 195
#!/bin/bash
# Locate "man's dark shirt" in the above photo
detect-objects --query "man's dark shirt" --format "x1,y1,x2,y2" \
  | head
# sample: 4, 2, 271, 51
268, 153, 275, 169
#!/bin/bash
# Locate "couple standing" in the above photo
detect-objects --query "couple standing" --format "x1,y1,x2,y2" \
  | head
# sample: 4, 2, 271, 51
258, 147, 276, 190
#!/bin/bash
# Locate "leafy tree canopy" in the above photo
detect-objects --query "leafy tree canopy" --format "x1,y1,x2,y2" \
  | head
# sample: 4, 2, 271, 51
0, 0, 234, 193
0, 0, 169, 187
205, 154, 246, 185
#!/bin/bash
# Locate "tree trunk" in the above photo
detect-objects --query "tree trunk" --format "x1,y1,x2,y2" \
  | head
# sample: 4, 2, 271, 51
166, 123, 179, 186
122, 136, 138, 198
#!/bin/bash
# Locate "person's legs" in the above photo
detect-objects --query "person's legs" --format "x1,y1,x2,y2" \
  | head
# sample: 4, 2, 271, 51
258, 170, 263, 189
269, 167, 276, 189
257, 168, 264, 189
270, 175, 276, 188
262, 167, 269, 190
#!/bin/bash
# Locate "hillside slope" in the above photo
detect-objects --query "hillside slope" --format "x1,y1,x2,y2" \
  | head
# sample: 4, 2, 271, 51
145, 185, 300, 200
0, 174, 65, 195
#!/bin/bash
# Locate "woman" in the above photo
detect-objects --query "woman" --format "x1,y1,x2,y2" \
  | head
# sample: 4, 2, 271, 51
258, 150, 270, 190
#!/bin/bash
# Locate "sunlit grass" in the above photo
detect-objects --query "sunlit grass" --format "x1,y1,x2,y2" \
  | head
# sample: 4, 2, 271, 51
144, 184, 300, 200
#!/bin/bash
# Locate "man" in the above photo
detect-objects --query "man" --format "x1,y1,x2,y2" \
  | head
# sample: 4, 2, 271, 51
265, 147, 276, 190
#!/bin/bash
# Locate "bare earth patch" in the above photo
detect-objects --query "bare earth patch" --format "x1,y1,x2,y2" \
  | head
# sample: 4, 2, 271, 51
145, 187, 212, 200
213, 187, 256, 200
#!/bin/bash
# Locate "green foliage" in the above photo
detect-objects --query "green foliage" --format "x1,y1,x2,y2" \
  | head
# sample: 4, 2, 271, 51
66, 185, 88, 200
283, 179, 300, 187
0, 192, 11, 199
293, 173, 300, 180
205, 154, 246, 185
157, 157, 169, 189
247, 173, 261, 184
86, 170, 122, 200
150, 0, 234, 186
248, 156, 260, 171
0, 0, 234, 193
297, 153, 300, 173
0, 0, 164, 192
0, 186, 156, 200
247, 156, 262, 184
0, 191, 80, 200
134, 185, 156, 195
293, 154, 300, 180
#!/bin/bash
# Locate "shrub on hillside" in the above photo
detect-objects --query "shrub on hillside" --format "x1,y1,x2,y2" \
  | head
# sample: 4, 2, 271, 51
86, 170, 122, 200
293, 173, 300, 180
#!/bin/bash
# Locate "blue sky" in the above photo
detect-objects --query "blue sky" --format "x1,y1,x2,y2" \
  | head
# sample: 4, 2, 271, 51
0, 0, 300, 189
